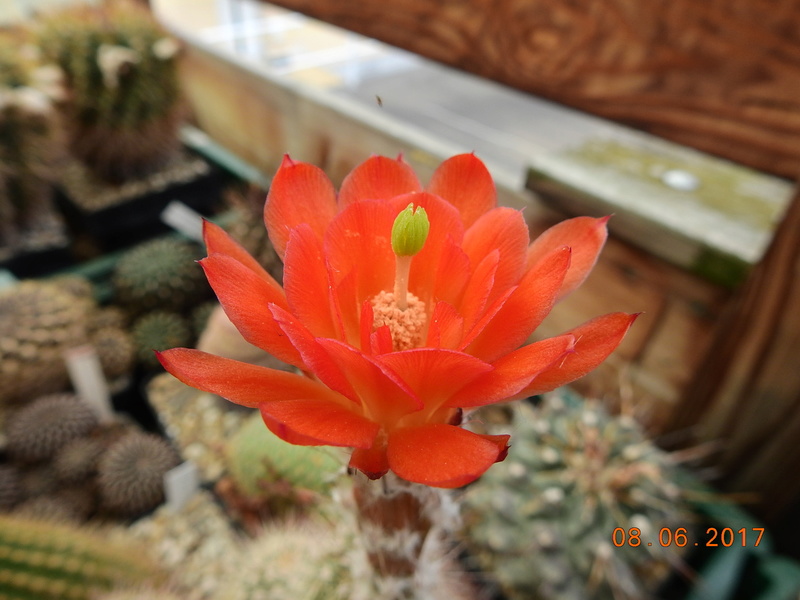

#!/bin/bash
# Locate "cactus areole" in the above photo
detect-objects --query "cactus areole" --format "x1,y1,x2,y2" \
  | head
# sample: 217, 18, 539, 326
159, 152, 634, 488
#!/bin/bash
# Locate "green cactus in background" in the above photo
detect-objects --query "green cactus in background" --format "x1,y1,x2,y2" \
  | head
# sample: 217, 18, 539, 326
226, 411, 342, 503
131, 311, 192, 369
113, 237, 208, 316
0, 513, 165, 599
0, 34, 66, 253
34, 0, 184, 183
463, 394, 693, 600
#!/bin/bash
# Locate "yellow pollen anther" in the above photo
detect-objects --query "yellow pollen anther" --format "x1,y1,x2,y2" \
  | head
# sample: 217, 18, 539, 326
371, 290, 427, 351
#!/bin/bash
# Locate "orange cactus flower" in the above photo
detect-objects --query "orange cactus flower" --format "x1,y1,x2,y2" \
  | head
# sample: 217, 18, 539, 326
158, 154, 636, 488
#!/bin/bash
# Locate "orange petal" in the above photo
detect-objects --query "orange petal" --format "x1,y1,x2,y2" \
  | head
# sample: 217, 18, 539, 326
463, 245, 571, 362
260, 399, 379, 448
376, 348, 493, 408
527, 216, 609, 300
463, 207, 529, 305
157, 348, 339, 407
448, 335, 575, 407
269, 304, 359, 404
203, 220, 273, 282
283, 224, 340, 339
430, 238, 471, 307
264, 155, 337, 260
387, 424, 509, 488
427, 153, 496, 228
349, 440, 390, 479
426, 302, 464, 349
200, 254, 303, 368
337, 155, 421, 207
458, 250, 499, 332
324, 199, 395, 303
522, 312, 639, 395
370, 326, 393, 355
316, 338, 422, 422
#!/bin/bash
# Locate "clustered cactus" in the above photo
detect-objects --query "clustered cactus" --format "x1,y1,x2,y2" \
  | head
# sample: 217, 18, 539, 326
112, 237, 208, 316
0, 514, 165, 600
6, 393, 99, 463
463, 394, 693, 600
34, 0, 184, 184
0, 34, 66, 255
0, 278, 135, 404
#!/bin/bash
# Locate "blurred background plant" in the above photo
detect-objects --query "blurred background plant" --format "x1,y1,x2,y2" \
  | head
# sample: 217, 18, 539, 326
34, 0, 184, 184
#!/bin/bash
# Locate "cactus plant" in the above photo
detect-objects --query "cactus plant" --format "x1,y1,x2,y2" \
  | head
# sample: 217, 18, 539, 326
6, 394, 99, 464
0, 465, 22, 511
0, 279, 97, 404
223, 186, 284, 282
54, 436, 107, 484
112, 237, 207, 316
0, 513, 165, 599
91, 326, 136, 383
34, 1, 184, 183
225, 411, 341, 510
98, 431, 179, 517
463, 394, 692, 600
131, 311, 192, 369
215, 517, 355, 600
0, 35, 66, 254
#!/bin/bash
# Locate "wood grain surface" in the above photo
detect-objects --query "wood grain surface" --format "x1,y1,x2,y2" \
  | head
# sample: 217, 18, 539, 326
266, 0, 800, 178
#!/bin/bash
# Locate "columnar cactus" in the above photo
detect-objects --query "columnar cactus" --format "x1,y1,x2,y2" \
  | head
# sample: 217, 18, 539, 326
0, 514, 165, 599
35, 0, 184, 183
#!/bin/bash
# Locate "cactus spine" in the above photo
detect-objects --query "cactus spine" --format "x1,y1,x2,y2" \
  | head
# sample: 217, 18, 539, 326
463, 394, 692, 600
0, 514, 165, 599
34, 1, 184, 183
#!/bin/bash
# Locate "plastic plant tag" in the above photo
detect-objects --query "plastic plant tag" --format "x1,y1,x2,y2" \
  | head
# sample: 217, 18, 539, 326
0, 269, 18, 290
161, 200, 204, 243
64, 345, 114, 422
164, 460, 200, 512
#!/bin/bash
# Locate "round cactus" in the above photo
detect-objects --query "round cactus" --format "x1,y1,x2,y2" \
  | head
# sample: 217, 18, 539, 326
0, 280, 97, 404
6, 394, 99, 463
131, 311, 192, 369
34, 0, 184, 183
226, 411, 342, 499
54, 436, 106, 484
98, 431, 179, 517
91, 326, 136, 382
112, 237, 207, 315
217, 517, 355, 600
463, 394, 692, 600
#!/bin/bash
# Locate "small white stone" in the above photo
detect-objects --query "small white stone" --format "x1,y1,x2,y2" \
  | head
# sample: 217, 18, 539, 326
661, 169, 700, 191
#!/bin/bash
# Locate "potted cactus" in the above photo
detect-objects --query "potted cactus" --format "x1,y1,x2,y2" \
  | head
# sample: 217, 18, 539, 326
0, 34, 70, 275
34, 1, 221, 251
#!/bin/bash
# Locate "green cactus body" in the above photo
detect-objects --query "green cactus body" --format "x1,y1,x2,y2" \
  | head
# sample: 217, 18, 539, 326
0, 514, 164, 600
113, 237, 207, 316
34, 1, 184, 183
131, 311, 192, 369
464, 394, 692, 600
226, 411, 342, 499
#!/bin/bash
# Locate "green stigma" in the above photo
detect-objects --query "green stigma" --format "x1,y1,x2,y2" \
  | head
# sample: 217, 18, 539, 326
391, 203, 430, 257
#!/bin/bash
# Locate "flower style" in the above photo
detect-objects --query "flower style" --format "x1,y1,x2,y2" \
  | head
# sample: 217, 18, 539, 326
158, 154, 636, 488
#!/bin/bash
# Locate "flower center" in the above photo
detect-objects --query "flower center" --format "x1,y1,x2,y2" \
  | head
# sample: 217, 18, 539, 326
371, 290, 427, 351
